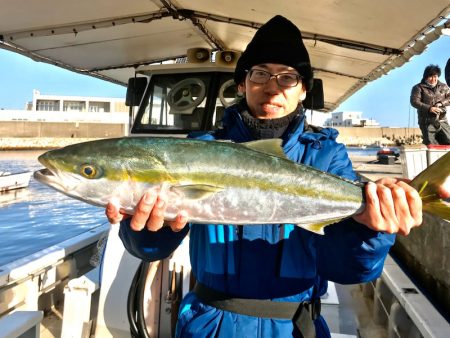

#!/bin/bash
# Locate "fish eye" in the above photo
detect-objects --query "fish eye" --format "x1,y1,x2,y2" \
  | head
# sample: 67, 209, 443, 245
80, 164, 101, 179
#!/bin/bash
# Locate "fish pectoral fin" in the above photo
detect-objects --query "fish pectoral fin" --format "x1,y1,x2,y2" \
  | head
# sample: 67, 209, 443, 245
243, 139, 287, 158
296, 217, 345, 235
173, 184, 224, 200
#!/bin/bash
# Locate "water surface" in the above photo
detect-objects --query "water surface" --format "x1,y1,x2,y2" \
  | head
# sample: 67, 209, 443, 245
0, 150, 106, 266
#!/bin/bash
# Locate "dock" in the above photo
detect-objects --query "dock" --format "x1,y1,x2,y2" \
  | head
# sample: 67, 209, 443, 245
350, 155, 402, 181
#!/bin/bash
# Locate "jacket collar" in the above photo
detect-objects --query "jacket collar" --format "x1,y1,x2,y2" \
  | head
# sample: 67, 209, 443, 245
222, 103, 339, 146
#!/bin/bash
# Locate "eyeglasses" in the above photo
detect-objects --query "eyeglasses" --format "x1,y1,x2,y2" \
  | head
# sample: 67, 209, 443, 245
246, 69, 302, 87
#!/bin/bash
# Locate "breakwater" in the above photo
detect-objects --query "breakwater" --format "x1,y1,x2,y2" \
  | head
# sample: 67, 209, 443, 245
334, 127, 422, 146
0, 124, 423, 149
0, 121, 127, 139
0, 137, 100, 150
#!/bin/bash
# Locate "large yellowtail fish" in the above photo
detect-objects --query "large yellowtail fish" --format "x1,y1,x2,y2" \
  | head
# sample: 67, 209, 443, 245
33, 137, 450, 234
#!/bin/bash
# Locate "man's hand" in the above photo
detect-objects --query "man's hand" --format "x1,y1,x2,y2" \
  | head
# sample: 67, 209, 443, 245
353, 178, 423, 236
105, 190, 188, 232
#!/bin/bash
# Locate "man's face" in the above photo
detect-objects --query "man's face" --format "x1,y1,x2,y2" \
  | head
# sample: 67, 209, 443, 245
426, 74, 439, 86
238, 63, 306, 119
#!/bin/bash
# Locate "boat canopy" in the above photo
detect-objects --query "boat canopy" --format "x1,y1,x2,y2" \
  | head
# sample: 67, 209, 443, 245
1, 0, 449, 111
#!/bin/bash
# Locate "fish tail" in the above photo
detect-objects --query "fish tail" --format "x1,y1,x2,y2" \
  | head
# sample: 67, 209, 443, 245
410, 151, 450, 221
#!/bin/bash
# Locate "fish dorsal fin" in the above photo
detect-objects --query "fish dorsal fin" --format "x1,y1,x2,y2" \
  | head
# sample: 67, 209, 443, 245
172, 184, 224, 200
243, 139, 287, 158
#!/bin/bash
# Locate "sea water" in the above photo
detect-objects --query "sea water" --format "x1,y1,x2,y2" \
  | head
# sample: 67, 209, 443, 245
346, 146, 386, 157
0, 150, 106, 266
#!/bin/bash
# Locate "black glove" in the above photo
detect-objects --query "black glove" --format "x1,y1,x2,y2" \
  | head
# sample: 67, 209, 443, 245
433, 103, 446, 117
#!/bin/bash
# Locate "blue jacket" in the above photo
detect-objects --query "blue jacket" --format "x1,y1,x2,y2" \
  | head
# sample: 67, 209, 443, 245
119, 105, 396, 337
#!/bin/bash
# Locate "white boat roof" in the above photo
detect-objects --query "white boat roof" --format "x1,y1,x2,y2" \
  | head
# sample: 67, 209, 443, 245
0, 1, 449, 111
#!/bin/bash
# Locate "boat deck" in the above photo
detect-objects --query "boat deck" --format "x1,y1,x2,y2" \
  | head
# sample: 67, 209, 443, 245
350, 155, 402, 182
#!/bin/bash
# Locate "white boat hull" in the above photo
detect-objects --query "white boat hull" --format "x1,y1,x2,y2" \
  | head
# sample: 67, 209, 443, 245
0, 171, 32, 192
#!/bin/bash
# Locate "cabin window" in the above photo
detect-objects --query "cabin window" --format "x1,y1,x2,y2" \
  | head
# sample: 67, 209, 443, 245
132, 71, 236, 134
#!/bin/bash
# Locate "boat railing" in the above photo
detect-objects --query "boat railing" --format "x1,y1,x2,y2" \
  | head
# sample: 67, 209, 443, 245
0, 223, 110, 318
0, 310, 43, 338
363, 255, 450, 337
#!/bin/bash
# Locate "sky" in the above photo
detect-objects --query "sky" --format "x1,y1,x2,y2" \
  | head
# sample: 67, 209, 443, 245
0, 50, 126, 109
0, 35, 449, 127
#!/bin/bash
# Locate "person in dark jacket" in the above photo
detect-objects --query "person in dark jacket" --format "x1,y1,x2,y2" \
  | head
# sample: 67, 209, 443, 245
410, 64, 450, 145
106, 16, 424, 337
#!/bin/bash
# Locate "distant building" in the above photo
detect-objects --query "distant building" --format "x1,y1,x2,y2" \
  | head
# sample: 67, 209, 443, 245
26, 89, 127, 113
323, 111, 380, 127
304, 110, 330, 127
0, 90, 129, 125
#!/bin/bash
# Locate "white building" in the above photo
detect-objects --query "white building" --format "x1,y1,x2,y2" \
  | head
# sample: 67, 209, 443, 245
323, 111, 380, 127
0, 90, 130, 124
26, 90, 128, 113
304, 110, 330, 127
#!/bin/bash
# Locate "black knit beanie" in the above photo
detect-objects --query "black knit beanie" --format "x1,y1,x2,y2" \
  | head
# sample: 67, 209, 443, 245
234, 15, 313, 91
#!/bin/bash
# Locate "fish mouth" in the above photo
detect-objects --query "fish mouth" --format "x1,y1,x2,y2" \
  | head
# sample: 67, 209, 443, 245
33, 168, 53, 182
33, 168, 72, 192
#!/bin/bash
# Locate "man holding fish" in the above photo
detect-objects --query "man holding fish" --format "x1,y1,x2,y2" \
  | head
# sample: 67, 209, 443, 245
100, 15, 448, 338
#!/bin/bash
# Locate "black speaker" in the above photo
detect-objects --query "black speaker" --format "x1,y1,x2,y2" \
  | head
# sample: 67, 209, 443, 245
126, 77, 148, 107
303, 78, 324, 110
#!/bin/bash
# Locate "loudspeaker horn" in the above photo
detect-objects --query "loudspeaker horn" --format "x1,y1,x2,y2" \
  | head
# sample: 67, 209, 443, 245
187, 48, 211, 63
215, 50, 241, 67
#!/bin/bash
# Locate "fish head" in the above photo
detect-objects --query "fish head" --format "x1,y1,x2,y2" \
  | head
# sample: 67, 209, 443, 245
33, 139, 150, 211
